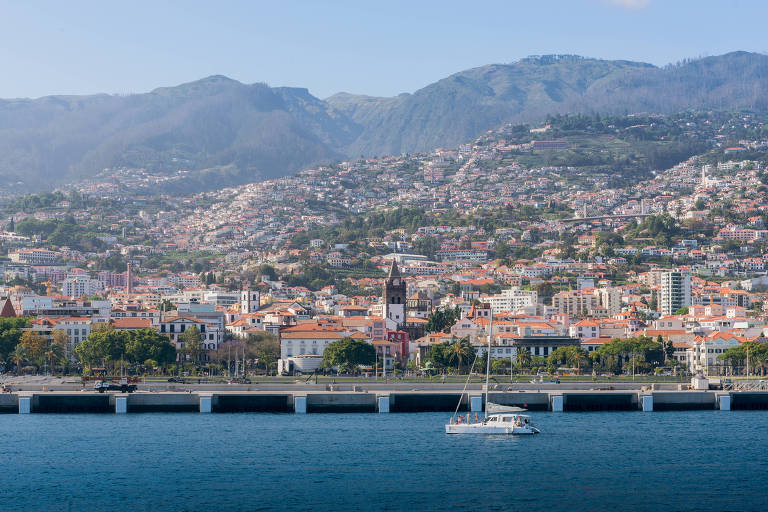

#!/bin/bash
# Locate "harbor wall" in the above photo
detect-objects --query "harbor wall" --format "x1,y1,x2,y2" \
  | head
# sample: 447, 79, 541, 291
390, 393, 468, 412
306, 393, 376, 413
212, 394, 293, 413
563, 393, 637, 411
651, 392, 715, 410
5, 390, 768, 413
128, 393, 199, 413
487, 392, 549, 411
33, 393, 111, 413
0, 393, 17, 413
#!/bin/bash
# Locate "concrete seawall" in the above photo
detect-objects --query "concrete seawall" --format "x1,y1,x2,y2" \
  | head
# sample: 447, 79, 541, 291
0, 393, 17, 413
5, 390, 768, 413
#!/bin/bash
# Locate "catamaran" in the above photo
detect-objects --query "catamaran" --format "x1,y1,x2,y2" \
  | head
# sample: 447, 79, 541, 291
445, 310, 540, 435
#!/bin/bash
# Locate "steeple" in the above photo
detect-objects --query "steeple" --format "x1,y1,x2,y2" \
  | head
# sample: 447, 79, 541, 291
388, 259, 401, 280
382, 259, 406, 327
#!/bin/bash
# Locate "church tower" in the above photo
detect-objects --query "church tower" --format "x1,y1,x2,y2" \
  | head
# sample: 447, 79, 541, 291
382, 260, 406, 327
241, 288, 260, 314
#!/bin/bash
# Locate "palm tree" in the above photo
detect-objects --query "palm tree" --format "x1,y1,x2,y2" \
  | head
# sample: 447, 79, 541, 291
516, 348, 532, 372
11, 346, 26, 374
447, 338, 474, 374
44, 342, 65, 376
569, 347, 588, 375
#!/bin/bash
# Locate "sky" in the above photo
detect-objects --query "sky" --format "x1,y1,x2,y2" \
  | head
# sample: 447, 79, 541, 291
0, 0, 766, 100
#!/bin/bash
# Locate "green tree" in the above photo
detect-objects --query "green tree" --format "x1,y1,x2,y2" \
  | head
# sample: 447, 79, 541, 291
446, 338, 475, 374
516, 348, 532, 372
179, 326, 203, 365
125, 329, 176, 367
19, 331, 47, 368
426, 306, 462, 333
74, 331, 111, 370
246, 332, 280, 375
0, 317, 29, 367
48, 330, 70, 373
322, 337, 375, 373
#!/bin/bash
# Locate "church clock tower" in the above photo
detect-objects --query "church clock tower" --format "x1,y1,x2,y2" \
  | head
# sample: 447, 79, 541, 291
382, 260, 406, 327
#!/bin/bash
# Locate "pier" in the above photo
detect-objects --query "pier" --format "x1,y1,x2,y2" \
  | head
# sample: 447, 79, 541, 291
2, 387, 768, 414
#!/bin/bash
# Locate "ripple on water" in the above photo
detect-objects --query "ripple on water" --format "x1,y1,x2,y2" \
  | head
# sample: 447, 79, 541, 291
1, 411, 767, 511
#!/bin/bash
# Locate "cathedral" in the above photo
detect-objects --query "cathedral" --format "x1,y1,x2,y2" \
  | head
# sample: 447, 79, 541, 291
381, 260, 428, 341
382, 260, 406, 327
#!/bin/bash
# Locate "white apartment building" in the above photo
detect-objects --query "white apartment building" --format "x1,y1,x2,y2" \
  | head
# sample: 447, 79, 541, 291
597, 287, 623, 316
660, 270, 692, 315
9, 249, 57, 265
485, 287, 538, 314
62, 276, 104, 299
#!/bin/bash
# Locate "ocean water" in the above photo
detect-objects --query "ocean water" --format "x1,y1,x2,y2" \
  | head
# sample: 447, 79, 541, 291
1, 411, 766, 511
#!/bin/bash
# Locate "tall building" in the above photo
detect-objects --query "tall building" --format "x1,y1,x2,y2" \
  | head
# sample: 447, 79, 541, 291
126, 263, 133, 294
485, 287, 538, 314
382, 260, 406, 327
660, 271, 692, 315
598, 287, 623, 316
62, 276, 104, 298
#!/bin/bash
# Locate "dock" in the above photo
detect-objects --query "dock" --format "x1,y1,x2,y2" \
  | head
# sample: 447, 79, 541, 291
2, 386, 768, 414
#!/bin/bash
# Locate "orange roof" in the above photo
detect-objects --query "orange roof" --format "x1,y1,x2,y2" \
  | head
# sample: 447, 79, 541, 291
112, 318, 151, 329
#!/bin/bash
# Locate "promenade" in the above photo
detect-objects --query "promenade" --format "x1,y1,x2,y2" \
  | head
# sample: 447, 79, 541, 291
2, 379, 767, 414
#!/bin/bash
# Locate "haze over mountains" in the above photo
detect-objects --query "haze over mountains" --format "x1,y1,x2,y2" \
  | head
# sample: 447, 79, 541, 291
2, 51, 768, 192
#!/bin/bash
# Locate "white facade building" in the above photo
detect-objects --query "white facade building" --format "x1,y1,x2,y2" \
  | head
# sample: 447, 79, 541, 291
660, 270, 692, 315
62, 276, 104, 299
485, 287, 538, 314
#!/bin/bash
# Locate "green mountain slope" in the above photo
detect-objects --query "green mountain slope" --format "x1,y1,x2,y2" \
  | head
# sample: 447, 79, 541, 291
0, 76, 352, 191
328, 52, 768, 156
1, 52, 768, 192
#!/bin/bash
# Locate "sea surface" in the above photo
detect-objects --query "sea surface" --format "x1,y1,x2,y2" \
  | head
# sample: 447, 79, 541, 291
1, 410, 765, 511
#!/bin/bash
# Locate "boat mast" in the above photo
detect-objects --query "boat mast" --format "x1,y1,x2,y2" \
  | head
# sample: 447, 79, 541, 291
485, 308, 493, 419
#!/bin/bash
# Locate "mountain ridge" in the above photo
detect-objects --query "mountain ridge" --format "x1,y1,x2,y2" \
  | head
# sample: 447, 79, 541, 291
1, 51, 767, 192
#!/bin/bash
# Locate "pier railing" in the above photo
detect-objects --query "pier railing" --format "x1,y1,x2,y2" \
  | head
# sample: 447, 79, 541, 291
724, 380, 768, 391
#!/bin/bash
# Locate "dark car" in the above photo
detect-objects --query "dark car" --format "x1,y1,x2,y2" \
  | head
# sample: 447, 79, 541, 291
94, 380, 137, 393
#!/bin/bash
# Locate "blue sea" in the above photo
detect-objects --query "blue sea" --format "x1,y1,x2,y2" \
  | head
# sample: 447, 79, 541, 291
1, 411, 765, 511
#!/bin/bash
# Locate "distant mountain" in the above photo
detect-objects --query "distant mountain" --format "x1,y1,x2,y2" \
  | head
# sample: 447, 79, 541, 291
1, 52, 768, 192
327, 52, 768, 156
0, 76, 355, 191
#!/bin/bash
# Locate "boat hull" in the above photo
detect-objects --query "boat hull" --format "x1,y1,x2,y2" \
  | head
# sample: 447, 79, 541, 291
445, 423, 539, 435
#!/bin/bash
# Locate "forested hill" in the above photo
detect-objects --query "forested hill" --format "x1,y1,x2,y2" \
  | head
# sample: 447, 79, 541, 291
1, 52, 768, 192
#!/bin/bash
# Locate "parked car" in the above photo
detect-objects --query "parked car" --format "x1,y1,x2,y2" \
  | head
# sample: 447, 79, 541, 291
94, 380, 137, 393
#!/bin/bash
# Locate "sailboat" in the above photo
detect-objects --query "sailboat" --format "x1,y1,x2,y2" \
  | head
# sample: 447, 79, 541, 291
445, 310, 540, 435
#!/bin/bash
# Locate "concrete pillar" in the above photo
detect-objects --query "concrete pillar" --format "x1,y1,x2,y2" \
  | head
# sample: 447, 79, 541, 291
115, 396, 127, 414
551, 395, 563, 412
294, 395, 307, 414
18, 396, 31, 414
642, 394, 653, 412
199, 395, 212, 413
378, 395, 390, 413
719, 394, 731, 411
470, 395, 483, 412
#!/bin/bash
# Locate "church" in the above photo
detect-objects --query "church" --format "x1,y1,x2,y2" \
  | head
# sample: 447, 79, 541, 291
381, 260, 428, 342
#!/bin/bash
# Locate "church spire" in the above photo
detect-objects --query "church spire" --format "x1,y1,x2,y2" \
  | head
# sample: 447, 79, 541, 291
388, 259, 401, 280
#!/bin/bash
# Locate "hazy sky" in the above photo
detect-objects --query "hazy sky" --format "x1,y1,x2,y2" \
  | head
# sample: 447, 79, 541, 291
0, 0, 765, 100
